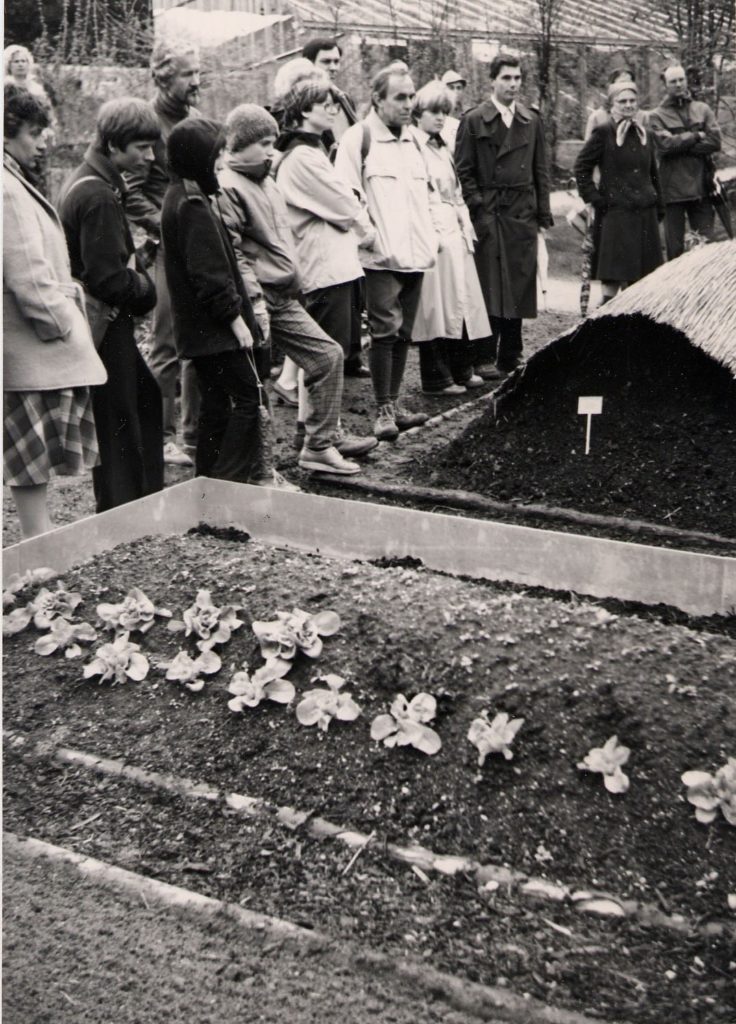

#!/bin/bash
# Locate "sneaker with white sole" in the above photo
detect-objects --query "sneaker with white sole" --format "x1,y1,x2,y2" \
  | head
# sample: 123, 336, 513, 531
249, 470, 301, 492
163, 441, 193, 466
464, 374, 485, 388
422, 383, 466, 396
392, 400, 429, 430
335, 423, 379, 457
374, 404, 399, 441
298, 445, 360, 475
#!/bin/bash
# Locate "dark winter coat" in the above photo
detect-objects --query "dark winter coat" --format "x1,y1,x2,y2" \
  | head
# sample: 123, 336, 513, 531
454, 100, 553, 319
647, 95, 721, 203
161, 118, 260, 360
59, 145, 157, 319
575, 120, 664, 284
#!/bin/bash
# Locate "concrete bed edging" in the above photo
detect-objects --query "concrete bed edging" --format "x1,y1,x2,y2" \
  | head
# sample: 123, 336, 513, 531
3, 478, 735, 618
5, 831, 618, 1024
10, 736, 730, 942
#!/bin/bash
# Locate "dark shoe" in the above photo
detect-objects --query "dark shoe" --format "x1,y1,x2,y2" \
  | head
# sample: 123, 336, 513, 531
272, 380, 299, 406
497, 361, 524, 375
392, 400, 429, 430
298, 445, 360, 475
344, 362, 372, 379
335, 423, 379, 457
374, 404, 400, 441
422, 383, 466, 396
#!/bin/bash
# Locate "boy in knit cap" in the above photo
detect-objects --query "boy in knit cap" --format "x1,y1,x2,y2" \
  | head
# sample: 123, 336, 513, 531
216, 103, 376, 474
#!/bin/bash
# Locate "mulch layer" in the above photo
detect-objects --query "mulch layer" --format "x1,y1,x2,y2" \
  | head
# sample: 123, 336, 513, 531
411, 315, 736, 539
4, 533, 735, 1023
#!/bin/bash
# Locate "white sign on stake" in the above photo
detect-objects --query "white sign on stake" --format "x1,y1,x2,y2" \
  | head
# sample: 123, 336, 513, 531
577, 396, 603, 455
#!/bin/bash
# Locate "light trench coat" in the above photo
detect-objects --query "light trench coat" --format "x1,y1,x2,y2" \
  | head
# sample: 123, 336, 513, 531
410, 129, 491, 342
335, 110, 439, 273
3, 155, 106, 392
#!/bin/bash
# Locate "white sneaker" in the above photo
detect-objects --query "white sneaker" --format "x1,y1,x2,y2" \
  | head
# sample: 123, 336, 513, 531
250, 470, 301, 492
465, 374, 485, 388
163, 441, 193, 466
298, 445, 360, 475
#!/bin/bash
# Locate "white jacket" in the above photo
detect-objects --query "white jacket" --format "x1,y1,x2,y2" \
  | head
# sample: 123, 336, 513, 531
335, 110, 439, 273
275, 138, 373, 293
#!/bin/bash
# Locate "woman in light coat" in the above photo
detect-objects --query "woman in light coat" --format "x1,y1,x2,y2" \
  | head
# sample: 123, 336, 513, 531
3, 85, 106, 537
410, 81, 492, 395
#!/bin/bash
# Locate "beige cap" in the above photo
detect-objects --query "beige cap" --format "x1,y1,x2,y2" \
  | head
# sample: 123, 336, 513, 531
441, 69, 466, 86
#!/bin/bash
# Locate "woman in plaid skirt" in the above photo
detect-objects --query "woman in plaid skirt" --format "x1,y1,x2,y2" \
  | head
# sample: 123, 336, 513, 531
3, 85, 106, 538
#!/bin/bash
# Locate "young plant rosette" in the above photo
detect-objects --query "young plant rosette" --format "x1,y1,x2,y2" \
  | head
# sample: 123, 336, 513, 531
169, 589, 243, 652
296, 674, 362, 731
468, 710, 524, 765
35, 618, 97, 659
682, 758, 736, 826
227, 659, 295, 712
83, 632, 149, 685
2, 567, 56, 608
97, 587, 171, 635
370, 693, 441, 755
251, 608, 341, 673
3, 583, 83, 635
577, 735, 631, 794
165, 650, 222, 693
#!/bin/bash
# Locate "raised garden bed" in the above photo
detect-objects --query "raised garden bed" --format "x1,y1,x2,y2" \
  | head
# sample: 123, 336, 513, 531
4, 530, 735, 1023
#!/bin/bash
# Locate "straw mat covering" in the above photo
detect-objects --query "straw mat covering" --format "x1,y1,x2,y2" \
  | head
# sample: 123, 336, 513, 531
588, 240, 736, 378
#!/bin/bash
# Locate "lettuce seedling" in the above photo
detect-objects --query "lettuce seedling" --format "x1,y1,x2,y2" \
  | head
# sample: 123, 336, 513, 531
3, 583, 83, 635
169, 589, 244, 652
468, 710, 524, 765
682, 759, 736, 826
252, 608, 340, 662
2, 567, 56, 608
165, 649, 222, 693
35, 618, 97, 659
296, 674, 362, 731
577, 735, 631, 794
370, 693, 441, 755
97, 587, 171, 634
83, 632, 149, 684
227, 660, 295, 712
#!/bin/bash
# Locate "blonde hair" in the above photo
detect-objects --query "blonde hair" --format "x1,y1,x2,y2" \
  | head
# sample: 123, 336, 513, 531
414, 80, 454, 117
272, 57, 328, 105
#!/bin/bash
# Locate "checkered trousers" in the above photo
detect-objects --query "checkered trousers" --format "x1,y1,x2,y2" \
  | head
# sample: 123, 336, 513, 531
3, 387, 99, 487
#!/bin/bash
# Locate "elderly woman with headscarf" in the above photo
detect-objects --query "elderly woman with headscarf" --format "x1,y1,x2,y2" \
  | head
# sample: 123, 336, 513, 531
3, 85, 106, 537
575, 79, 664, 303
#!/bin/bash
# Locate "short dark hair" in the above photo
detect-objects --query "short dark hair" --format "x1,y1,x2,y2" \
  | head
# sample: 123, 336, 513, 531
302, 37, 342, 63
282, 80, 334, 127
489, 53, 521, 81
95, 97, 161, 153
4, 84, 49, 138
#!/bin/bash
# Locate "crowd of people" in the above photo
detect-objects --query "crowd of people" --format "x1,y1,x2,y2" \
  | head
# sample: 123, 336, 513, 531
3, 37, 724, 538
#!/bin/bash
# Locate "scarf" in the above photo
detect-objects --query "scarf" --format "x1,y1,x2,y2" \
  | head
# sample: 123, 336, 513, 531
613, 113, 647, 147
427, 132, 446, 147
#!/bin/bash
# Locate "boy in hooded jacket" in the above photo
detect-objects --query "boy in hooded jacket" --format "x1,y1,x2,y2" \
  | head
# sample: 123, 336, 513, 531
216, 103, 375, 475
160, 116, 297, 489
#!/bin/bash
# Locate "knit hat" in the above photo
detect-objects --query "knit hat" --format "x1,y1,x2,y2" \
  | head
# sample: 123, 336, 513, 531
608, 79, 638, 102
225, 104, 279, 152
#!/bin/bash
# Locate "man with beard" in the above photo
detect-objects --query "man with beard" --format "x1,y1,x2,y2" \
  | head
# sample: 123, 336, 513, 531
124, 41, 203, 467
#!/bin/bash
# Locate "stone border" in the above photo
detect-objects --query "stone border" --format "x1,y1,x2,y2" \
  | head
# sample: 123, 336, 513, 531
11, 734, 731, 942
6, 831, 616, 1024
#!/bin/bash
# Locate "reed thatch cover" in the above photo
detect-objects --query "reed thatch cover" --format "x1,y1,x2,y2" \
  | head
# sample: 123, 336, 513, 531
587, 240, 736, 377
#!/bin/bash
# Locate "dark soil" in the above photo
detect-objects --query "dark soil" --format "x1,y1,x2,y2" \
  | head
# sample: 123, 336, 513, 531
412, 316, 736, 539
4, 533, 736, 1023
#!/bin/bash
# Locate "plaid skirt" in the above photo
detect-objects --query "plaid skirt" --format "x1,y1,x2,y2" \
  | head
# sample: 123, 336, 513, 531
3, 387, 99, 487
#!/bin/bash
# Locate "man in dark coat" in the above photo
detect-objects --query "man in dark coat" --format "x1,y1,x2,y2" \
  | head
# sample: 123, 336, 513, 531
301, 37, 358, 144
59, 97, 163, 513
648, 64, 722, 261
455, 53, 553, 378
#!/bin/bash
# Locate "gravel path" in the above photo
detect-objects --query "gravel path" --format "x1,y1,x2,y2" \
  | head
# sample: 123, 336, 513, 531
3, 837, 491, 1024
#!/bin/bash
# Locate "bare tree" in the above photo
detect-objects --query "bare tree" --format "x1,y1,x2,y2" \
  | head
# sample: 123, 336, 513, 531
658, 0, 735, 107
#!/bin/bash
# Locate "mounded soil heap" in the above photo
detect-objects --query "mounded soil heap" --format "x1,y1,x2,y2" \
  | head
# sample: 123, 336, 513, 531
415, 314, 736, 537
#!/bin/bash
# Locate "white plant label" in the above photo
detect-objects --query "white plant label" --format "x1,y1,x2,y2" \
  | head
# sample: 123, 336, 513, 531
577, 396, 603, 455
